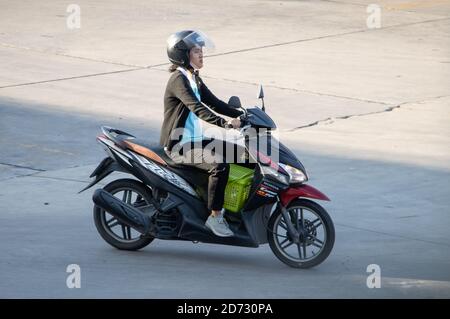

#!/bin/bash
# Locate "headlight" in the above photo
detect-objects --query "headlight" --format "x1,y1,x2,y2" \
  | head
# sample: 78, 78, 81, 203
279, 163, 308, 183
260, 164, 290, 185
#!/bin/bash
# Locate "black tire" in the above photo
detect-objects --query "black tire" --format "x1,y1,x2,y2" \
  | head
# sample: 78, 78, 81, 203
93, 178, 155, 251
268, 199, 335, 268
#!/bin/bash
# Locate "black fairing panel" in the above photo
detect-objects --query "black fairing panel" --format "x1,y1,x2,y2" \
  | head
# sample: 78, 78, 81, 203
243, 166, 285, 211
278, 141, 306, 172
248, 134, 305, 172
246, 107, 276, 129
177, 200, 259, 248
241, 204, 274, 245
157, 192, 260, 247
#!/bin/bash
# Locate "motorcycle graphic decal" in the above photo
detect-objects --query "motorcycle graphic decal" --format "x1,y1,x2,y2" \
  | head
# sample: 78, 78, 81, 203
133, 153, 199, 197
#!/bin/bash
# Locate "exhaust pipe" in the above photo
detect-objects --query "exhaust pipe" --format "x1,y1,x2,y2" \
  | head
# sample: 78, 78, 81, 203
93, 189, 150, 234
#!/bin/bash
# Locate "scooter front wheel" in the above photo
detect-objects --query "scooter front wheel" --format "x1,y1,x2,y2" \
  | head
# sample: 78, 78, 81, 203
268, 199, 335, 268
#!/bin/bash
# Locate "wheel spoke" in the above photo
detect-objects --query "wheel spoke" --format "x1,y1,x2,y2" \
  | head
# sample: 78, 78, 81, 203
106, 216, 120, 228
273, 232, 289, 239
308, 235, 324, 245
297, 243, 302, 259
310, 218, 322, 228
278, 220, 288, 231
281, 241, 294, 249
310, 242, 323, 249
126, 226, 131, 239
110, 221, 120, 228
122, 190, 128, 202
279, 238, 289, 247
307, 234, 324, 249
121, 224, 131, 239
311, 223, 323, 231
302, 242, 307, 259
308, 235, 324, 249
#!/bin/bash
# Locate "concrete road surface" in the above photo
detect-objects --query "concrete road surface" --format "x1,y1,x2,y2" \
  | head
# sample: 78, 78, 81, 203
0, 0, 449, 298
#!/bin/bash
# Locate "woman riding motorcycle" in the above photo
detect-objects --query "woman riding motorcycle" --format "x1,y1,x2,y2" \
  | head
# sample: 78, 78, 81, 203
160, 30, 242, 237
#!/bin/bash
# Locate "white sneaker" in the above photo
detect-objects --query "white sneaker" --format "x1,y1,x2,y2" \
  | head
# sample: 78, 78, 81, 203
205, 214, 234, 237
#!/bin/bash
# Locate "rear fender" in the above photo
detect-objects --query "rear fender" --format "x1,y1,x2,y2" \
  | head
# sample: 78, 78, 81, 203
78, 157, 123, 193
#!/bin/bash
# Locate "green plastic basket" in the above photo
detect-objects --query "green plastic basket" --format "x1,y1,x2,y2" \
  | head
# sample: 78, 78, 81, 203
223, 164, 254, 213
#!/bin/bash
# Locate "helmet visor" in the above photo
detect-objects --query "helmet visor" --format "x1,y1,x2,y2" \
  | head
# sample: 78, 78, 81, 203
183, 30, 215, 54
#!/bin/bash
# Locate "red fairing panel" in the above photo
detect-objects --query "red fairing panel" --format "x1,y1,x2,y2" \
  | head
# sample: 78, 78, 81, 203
280, 184, 330, 206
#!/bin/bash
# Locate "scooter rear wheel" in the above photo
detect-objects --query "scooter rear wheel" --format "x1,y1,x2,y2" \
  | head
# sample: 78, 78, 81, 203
93, 179, 155, 250
268, 198, 335, 268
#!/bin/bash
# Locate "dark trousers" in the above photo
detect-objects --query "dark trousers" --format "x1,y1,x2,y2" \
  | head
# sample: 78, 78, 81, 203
166, 139, 245, 211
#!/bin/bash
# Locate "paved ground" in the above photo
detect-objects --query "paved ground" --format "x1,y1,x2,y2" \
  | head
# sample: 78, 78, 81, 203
0, 0, 449, 298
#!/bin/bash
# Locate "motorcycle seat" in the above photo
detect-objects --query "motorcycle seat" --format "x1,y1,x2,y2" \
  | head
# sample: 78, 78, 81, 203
127, 139, 210, 189
122, 138, 181, 168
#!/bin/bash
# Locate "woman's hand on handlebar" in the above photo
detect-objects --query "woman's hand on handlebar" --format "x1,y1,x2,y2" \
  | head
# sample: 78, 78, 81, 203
226, 118, 241, 129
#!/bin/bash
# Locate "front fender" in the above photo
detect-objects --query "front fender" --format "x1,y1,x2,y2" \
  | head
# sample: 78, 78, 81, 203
279, 184, 330, 207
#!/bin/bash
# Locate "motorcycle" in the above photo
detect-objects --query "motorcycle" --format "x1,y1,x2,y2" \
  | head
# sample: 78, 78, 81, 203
80, 86, 335, 268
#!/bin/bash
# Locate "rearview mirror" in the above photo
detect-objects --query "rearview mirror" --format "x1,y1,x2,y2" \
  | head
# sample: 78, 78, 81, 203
257, 85, 265, 112
257, 85, 264, 99
228, 96, 242, 108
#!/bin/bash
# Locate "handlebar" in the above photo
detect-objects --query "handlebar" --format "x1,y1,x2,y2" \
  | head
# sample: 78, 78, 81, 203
224, 122, 234, 129
224, 107, 250, 133
224, 119, 250, 135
